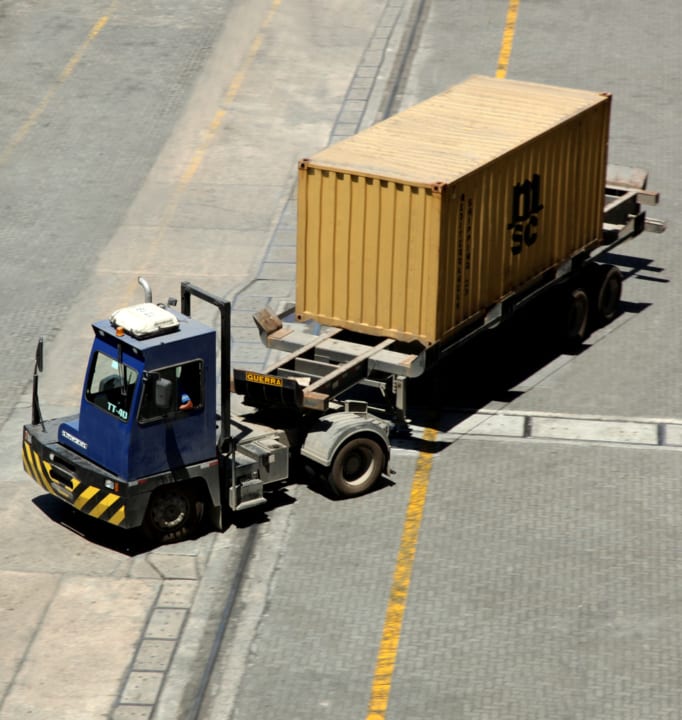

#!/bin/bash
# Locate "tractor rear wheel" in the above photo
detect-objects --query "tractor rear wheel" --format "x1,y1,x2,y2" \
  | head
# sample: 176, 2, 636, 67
326, 437, 384, 498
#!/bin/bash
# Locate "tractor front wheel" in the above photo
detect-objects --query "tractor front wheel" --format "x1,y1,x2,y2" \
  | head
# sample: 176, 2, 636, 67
143, 484, 201, 544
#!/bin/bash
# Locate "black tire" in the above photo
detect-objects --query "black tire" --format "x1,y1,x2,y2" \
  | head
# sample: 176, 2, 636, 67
593, 265, 622, 325
326, 436, 385, 498
564, 287, 589, 346
143, 484, 200, 543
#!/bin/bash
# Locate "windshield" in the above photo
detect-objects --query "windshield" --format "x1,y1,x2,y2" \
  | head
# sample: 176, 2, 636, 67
85, 351, 139, 422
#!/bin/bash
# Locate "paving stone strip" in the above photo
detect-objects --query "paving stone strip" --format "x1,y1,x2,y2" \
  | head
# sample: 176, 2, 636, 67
230, 0, 417, 370
399, 411, 682, 452
109, 1, 680, 716
110, 1, 419, 718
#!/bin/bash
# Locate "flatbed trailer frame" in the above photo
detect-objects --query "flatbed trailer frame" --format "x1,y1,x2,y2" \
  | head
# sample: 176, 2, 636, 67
239, 166, 665, 429
20, 165, 666, 543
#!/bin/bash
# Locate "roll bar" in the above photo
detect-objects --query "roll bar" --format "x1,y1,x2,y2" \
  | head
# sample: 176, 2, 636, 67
180, 282, 232, 453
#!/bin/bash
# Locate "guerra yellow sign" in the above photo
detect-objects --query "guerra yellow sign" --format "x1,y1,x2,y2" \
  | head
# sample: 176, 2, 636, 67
245, 371, 284, 388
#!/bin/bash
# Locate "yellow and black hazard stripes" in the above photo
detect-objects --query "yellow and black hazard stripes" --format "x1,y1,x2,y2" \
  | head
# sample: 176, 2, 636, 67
22, 440, 54, 494
22, 441, 126, 526
71, 481, 125, 526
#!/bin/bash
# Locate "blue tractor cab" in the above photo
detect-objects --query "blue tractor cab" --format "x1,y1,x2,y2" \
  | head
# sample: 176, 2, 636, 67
59, 304, 217, 479
23, 280, 392, 544
22, 290, 226, 540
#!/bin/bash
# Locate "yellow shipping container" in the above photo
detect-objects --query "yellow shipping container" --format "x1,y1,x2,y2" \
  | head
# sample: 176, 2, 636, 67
296, 75, 611, 347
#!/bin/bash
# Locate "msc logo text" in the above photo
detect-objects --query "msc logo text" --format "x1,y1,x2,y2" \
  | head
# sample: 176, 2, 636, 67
508, 173, 544, 256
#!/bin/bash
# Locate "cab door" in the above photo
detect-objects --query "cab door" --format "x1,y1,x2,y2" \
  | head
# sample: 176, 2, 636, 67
130, 359, 216, 477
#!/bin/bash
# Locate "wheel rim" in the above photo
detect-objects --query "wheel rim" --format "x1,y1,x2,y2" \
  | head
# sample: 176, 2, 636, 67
149, 490, 190, 531
329, 437, 384, 497
342, 446, 374, 486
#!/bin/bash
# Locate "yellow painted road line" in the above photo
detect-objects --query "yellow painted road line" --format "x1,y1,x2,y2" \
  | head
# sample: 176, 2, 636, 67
496, 0, 520, 79
366, 6, 522, 715
0, 1, 117, 167
365, 426, 437, 720
170, 1, 279, 183
178, 0, 280, 187
128, 0, 283, 301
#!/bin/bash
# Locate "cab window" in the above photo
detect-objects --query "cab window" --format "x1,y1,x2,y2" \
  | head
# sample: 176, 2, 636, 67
85, 352, 139, 422
138, 359, 203, 424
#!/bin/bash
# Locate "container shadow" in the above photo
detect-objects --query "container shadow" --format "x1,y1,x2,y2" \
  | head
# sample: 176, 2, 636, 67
397, 282, 652, 445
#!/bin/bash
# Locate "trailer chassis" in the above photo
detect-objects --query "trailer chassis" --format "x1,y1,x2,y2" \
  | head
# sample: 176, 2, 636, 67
251, 165, 665, 431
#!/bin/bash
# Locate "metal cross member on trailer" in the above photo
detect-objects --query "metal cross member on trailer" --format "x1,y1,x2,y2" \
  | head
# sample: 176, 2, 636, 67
602, 164, 666, 244
232, 309, 425, 429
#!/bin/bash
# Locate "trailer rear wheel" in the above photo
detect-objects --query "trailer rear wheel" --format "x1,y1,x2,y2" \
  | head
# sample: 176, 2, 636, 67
143, 484, 200, 543
564, 288, 589, 346
327, 436, 384, 498
592, 265, 622, 325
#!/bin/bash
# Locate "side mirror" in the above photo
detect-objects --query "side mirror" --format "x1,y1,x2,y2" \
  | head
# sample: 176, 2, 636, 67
154, 377, 174, 412
35, 337, 44, 373
32, 337, 45, 427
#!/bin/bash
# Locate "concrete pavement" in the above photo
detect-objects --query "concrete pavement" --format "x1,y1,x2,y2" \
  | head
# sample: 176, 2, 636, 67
2, 0, 681, 718
0, 1, 419, 718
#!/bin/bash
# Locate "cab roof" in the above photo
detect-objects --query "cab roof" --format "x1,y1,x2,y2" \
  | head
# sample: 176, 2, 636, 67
92, 305, 214, 354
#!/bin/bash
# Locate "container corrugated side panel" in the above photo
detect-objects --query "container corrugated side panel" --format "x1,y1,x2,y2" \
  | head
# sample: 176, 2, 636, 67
436, 98, 610, 340
298, 77, 611, 346
296, 165, 442, 344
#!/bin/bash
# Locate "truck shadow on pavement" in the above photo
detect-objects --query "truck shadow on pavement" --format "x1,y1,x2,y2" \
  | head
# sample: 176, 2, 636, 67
394, 271, 655, 454
602, 251, 669, 284
32, 479, 300, 554
32, 494, 156, 555
30, 255, 662, 548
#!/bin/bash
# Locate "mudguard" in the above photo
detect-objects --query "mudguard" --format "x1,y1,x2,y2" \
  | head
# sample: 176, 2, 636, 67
299, 410, 390, 469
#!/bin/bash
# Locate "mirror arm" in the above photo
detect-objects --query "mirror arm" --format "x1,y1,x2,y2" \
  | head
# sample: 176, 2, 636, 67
31, 337, 44, 429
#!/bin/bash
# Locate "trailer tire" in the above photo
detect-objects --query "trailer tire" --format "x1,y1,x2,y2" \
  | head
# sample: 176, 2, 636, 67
143, 484, 201, 544
327, 436, 384, 499
564, 287, 589, 346
593, 265, 622, 325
